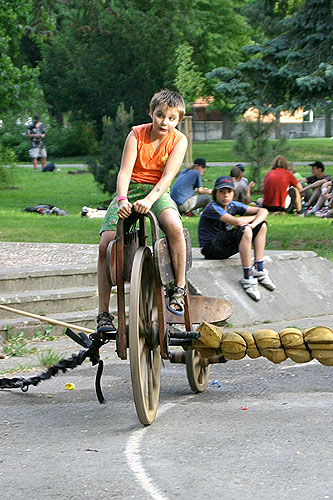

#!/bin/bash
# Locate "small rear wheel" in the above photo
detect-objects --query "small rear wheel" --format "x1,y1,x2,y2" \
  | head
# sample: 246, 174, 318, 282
185, 349, 210, 393
129, 247, 161, 425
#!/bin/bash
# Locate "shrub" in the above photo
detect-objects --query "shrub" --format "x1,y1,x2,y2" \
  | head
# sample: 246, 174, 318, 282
89, 103, 134, 195
0, 116, 99, 161
47, 121, 99, 157
0, 117, 28, 161
234, 117, 288, 190
0, 144, 17, 189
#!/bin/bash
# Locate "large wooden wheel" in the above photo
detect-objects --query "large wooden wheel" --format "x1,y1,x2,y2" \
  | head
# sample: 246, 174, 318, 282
185, 349, 210, 393
129, 246, 161, 425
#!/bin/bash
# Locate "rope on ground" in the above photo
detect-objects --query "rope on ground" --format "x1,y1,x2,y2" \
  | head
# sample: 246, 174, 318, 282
194, 323, 333, 366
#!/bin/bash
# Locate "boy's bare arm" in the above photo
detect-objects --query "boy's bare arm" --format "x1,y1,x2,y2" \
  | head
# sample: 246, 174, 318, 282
196, 186, 213, 194
246, 207, 269, 228
220, 207, 268, 228
116, 132, 137, 218
219, 212, 256, 227
301, 178, 327, 192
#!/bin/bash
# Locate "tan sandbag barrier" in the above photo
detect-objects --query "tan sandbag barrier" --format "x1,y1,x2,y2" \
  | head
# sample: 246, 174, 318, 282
194, 322, 333, 366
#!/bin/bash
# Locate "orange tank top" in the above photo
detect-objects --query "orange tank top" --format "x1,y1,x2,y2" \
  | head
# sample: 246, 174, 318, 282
131, 123, 184, 184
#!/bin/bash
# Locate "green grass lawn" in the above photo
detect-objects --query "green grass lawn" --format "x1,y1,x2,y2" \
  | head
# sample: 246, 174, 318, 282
192, 137, 332, 163
18, 137, 332, 166
183, 214, 333, 260
1, 165, 332, 260
0, 168, 104, 244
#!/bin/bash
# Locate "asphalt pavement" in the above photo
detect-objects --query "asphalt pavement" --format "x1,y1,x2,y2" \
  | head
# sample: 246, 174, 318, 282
1, 243, 333, 500
1, 334, 333, 500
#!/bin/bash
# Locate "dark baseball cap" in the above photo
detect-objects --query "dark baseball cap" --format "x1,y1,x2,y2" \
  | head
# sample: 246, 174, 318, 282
235, 163, 245, 172
214, 176, 235, 190
309, 160, 324, 169
193, 157, 207, 167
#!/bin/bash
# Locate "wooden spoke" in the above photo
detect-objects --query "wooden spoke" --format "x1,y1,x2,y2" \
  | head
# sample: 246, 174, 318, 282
185, 349, 210, 393
129, 247, 161, 425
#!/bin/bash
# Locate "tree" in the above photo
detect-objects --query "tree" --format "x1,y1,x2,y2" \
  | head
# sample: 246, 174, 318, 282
279, 0, 333, 135
88, 103, 134, 196
192, 0, 252, 139
174, 43, 205, 111
38, 0, 253, 128
0, 1, 37, 112
234, 115, 288, 189
209, 0, 333, 139
39, 0, 189, 127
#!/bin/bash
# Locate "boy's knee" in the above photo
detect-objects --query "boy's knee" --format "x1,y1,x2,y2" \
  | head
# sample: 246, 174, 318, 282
99, 231, 115, 256
242, 225, 253, 238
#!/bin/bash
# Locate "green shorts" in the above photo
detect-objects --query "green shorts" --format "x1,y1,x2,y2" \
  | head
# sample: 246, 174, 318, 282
100, 181, 178, 234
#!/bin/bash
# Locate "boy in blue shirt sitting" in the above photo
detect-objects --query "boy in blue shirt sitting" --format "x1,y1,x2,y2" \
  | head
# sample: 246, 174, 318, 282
198, 176, 275, 301
171, 157, 212, 215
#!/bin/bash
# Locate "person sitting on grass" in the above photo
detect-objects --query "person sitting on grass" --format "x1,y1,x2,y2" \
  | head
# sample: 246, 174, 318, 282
171, 157, 212, 216
230, 165, 255, 204
299, 161, 331, 211
306, 179, 333, 217
262, 155, 303, 215
97, 89, 188, 331
198, 176, 275, 302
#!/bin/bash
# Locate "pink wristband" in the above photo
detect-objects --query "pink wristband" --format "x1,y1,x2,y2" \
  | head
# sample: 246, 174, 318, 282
116, 195, 127, 203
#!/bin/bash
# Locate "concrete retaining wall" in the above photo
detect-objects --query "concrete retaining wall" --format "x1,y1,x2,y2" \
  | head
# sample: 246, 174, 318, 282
191, 118, 333, 141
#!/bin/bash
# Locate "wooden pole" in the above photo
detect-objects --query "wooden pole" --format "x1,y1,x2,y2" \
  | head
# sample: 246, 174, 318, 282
182, 116, 193, 168
0, 304, 94, 334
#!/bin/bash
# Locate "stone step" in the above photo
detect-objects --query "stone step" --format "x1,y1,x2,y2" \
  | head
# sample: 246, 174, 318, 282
0, 309, 97, 340
0, 286, 99, 318
0, 283, 130, 341
0, 305, 129, 341
0, 265, 97, 293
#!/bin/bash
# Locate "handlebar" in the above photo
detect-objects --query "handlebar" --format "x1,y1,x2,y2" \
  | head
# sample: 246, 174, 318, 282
116, 209, 160, 245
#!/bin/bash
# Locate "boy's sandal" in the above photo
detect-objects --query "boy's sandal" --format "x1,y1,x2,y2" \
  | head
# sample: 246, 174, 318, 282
96, 311, 117, 333
166, 285, 186, 317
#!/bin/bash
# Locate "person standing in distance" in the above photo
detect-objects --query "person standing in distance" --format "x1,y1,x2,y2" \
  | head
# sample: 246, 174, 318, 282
27, 115, 47, 172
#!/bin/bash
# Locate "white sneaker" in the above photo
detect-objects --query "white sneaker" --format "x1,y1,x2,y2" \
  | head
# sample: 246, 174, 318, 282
240, 277, 261, 301
252, 268, 276, 291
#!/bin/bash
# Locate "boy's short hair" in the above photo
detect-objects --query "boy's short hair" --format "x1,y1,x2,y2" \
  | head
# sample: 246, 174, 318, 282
34, 114, 40, 122
187, 157, 207, 169
150, 89, 186, 121
230, 166, 242, 178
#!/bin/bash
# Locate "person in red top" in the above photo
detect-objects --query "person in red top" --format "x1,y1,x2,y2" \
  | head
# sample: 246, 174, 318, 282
97, 89, 188, 331
263, 155, 303, 214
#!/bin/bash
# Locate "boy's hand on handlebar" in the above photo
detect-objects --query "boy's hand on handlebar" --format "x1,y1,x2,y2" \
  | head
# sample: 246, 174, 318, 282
133, 198, 152, 214
117, 200, 133, 219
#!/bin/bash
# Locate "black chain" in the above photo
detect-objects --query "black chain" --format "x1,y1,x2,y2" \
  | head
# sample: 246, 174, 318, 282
0, 328, 110, 404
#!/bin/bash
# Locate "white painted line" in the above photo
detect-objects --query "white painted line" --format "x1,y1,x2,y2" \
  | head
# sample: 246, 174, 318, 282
280, 359, 318, 369
125, 403, 175, 500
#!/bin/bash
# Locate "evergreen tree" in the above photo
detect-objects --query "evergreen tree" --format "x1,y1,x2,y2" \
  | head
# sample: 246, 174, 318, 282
209, 0, 333, 137
234, 115, 288, 190
88, 103, 134, 196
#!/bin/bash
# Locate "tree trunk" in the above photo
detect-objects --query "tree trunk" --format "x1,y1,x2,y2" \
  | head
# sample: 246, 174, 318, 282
324, 104, 332, 137
220, 108, 233, 139
275, 110, 281, 139
54, 111, 64, 127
